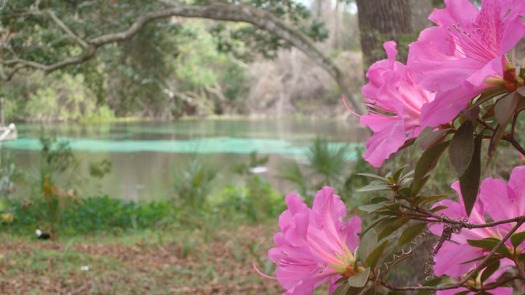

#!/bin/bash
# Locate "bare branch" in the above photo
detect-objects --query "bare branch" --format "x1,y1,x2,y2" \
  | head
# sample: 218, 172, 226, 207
402, 205, 525, 229
46, 10, 89, 49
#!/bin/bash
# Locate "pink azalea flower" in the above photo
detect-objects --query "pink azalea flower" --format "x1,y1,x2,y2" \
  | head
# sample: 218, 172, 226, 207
430, 166, 525, 285
266, 186, 362, 294
360, 41, 435, 168
408, 0, 525, 127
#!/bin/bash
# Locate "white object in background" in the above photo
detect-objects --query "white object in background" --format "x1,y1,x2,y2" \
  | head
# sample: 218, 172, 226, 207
0, 123, 14, 141
249, 166, 269, 174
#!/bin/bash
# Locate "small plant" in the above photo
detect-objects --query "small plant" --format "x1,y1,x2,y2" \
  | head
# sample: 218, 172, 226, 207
25, 134, 80, 239
4, 196, 176, 235
173, 157, 218, 211
280, 137, 365, 202
217, 152, 284, 221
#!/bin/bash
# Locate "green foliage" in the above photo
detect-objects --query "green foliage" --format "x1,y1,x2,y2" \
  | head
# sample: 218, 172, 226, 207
210, 0, 327, 61
18, 133, 112, 237
2, 196, 176, 235
25, 134, 80, 236
176, 23, 222, 89
308, 136, 349, 185
3, 72, 112, 122
105, 21, 181, 117
1, 0, 319, 120
215, 180, 283, 222
280, 137, 367, 202
218, 152, 284, 221
88, 159, 112, 179
173, 22, 249, 115
173, 158, 218, 211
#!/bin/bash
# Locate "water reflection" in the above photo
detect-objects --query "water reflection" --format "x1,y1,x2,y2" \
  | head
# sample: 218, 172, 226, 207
3, 118, 368, 200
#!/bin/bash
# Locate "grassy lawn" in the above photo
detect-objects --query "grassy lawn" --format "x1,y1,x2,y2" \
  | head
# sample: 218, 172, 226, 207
0, 224, 282, 294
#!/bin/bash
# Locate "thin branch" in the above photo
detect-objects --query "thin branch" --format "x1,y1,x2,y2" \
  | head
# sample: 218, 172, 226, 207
401, 205, 525, 229
46, 10, 88, 48
0, 2, 366, 114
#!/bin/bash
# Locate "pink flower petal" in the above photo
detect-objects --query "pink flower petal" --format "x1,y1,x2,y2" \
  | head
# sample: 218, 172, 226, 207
433, 241, 483, 277
264, 187, 362, 294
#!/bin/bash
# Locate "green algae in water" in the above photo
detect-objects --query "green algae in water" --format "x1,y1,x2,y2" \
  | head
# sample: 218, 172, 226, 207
2, 137, 360, 160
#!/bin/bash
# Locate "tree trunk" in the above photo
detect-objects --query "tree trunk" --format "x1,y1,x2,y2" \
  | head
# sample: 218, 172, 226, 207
333, 0, 340, 49
410, 0, 434, 32
356, 0, 414, 69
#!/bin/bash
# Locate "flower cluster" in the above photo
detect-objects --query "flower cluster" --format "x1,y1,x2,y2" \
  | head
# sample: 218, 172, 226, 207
261, 0, 525, 294
430, 166, 525, 294
267, 187, 362, 294
361, 0, 525, 167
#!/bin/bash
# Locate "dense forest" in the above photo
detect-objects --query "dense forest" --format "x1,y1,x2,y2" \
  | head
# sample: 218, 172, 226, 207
0, 0, 445, 121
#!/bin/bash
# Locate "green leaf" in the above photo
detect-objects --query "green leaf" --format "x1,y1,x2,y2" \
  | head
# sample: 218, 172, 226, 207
358, 230, 378, 264
358, 183, 391, 193
469, 87, 508, 110
378, 218, 409, 240
449, 120, 474, 176
414, 195, 448, 207
333, 284, 366, 295
358, 203, 386, 213
366, 240, 389, 268
411, 141, 450, 197
467, 238, 512, 258
375, 207, 402, 217
392, 166, 407, 182
415, 128, 450, 150
361, 217, 394, 237
511, 231, 525, 248
347, 267, 370, 288
480, 258, 500, 283
413, 175, 430, 196
486, 92, 520, 166
462, 105, 480, 121
460, 255, 486, 264
398, 223, 427, 246
430, 205, 448, 212
332, 283, 351, 295
358, 173, 388, 182
468, 237, 499, 249
494, 92, 519, 125
370, 197, 389, 204
459, 134, 482, 216
487, 123, 507, 165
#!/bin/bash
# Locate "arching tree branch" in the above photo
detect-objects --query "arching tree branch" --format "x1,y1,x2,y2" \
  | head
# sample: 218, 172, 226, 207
0, 2, 366, 114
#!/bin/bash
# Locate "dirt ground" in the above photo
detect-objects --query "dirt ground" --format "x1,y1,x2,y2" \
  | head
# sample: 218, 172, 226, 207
0, 224, 283, 294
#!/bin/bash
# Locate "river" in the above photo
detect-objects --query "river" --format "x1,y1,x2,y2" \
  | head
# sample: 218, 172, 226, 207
1, 117, 368, 201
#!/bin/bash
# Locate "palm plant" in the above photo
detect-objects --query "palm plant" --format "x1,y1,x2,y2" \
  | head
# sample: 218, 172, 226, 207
280, 137, 367, 202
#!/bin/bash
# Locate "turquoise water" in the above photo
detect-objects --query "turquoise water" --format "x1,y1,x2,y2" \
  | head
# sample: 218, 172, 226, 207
4, 137, 358, 157
3, 118, 367, 200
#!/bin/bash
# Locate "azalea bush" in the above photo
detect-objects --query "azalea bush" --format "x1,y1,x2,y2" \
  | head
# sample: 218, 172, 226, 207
259, 0, 525, 294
